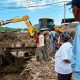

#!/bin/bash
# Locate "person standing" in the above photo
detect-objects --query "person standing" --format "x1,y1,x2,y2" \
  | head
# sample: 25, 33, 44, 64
39, 31, 48, 62
68, 0, 80, 80
49, 28, 56, 57
35, 32, 41, 62
44, 33, 49, 61
35, 31, 47, 64
55, 33, 73, 80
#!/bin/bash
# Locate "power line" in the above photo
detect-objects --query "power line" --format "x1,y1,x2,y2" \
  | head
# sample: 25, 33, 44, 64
0, 1, 70, 10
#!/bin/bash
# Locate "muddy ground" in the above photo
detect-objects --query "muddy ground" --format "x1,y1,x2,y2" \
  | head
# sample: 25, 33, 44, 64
0, 31, 57, 80
0, 56, 56, 80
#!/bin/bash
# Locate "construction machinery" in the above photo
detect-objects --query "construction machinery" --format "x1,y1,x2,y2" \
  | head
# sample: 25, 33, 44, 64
0, 16, 37, 73
39, 18, 63, 33
54, 26, 63, 33
0, 16, 35, 37
39, 18, 54, 30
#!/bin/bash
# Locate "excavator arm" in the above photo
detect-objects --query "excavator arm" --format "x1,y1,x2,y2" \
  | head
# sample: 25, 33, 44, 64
0, 16, 35, 37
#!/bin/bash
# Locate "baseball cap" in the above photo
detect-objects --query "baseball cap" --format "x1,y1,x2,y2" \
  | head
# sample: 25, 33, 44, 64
67, 0, 80, 8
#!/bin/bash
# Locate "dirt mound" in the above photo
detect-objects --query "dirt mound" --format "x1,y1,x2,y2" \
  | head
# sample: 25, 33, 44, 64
18, 57, 56, 80
0, 57, 56, 80
0, 31, 20, 42
0, 31, 36, 47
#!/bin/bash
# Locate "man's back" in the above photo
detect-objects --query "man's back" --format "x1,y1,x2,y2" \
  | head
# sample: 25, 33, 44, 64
49, 31, 56, 42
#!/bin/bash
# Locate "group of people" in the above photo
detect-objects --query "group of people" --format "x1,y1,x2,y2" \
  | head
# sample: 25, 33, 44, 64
35, 0, 80, 80
55, 0, 80, 80
35, 29, 74, 80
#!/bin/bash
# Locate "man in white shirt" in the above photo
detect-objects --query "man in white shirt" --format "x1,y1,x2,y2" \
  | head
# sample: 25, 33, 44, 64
55, 33, 73, 80
36, 31, 47, 63
39, 32, 45, 47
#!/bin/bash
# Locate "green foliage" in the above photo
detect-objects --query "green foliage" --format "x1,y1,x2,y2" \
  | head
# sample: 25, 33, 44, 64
0, 27, 16, 31
0, 27, 26, 32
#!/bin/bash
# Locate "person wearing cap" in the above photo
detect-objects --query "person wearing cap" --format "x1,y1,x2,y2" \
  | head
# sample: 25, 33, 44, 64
49, 28, 56, 57
55, 33, 73, 80
68, 0, 80, 80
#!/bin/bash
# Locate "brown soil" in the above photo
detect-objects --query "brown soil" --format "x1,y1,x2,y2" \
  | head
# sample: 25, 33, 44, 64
0, 31, 56, 80
0, 56, 56, 80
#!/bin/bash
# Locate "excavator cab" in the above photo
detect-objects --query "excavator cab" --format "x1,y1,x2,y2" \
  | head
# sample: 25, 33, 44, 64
39, 18, 54, 31
38, 18, 63, 33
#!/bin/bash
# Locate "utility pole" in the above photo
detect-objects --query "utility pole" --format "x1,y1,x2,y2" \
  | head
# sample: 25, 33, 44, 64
64, 1, 66, 25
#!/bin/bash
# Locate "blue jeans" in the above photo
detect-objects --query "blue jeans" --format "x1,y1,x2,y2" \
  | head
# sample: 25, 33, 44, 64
73, 72, 80, 80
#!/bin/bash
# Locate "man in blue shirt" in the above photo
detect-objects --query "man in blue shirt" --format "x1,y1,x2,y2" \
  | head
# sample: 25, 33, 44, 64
69, 0, 80, 80
49, 28, 56, 57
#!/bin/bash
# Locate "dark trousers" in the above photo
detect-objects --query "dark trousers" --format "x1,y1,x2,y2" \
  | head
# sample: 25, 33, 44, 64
57, 73, 72, 80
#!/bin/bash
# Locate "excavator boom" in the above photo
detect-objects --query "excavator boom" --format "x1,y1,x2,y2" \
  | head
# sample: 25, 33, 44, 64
0, 16, 34, 37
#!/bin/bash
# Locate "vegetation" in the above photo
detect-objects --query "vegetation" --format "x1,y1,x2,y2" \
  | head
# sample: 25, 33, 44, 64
0, 27, 27, 32
0, 26, 39, 32
0, 27, 16, 31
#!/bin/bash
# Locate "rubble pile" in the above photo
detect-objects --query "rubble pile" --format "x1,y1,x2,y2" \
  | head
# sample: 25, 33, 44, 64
0, 31, 20, 42
0, 31, 36, 47
0, 31, 56, 80
18, 56, 56, 80
0, 56, 56, 80
16, 32, 36, 47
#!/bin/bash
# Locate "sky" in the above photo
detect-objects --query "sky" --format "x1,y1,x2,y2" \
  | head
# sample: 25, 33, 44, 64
0, 0, 73, 29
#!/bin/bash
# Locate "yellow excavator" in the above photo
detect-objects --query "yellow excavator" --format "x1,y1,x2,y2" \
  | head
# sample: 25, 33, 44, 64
54, 26, 63, 33
0, 16, 35, 37
39, 18, 63, 33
